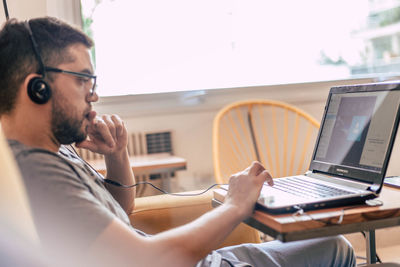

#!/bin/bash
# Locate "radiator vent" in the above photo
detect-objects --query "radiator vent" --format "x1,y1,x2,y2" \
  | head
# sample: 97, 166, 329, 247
73, 130, 174, 196
75, 130, 173, 160
146, 131, 172, 154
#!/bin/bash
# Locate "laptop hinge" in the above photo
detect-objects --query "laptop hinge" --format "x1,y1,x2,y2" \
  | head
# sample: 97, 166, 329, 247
368, 183, 380, 193
306, 170, 372, 191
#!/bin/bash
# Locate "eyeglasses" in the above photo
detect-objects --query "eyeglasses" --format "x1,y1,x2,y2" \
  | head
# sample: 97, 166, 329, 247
44, 67, 97, 95
24, 22, 97, 96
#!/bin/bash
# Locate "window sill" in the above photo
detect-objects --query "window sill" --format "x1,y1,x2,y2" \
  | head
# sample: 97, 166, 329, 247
93, 77, 383, 118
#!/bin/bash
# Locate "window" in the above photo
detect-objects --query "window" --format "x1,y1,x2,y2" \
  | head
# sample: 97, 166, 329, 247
81, 0, 400, 96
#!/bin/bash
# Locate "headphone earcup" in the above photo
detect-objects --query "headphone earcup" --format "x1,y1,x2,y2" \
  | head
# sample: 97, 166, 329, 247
27, 77, 51, 104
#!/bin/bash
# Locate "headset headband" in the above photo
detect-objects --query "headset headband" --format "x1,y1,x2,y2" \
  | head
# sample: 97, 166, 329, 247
2, 0, 9, 20
24, 21, 46, 77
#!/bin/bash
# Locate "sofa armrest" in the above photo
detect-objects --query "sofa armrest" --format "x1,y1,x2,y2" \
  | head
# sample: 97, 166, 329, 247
129, 190, 261, 248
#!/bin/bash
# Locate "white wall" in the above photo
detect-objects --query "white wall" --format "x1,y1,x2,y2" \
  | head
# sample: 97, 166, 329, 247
0, 0, 81, 25
0, 0, 46, 23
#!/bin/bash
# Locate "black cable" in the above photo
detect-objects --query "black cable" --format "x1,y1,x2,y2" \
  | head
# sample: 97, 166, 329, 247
103, 179, 224, 196
68, 145, 224, 197
3, 0, 9, 20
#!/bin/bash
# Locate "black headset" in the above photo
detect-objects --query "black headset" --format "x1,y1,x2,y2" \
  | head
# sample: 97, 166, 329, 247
24, 20, 52, 104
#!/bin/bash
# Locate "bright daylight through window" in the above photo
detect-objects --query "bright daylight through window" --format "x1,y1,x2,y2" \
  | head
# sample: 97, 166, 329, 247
81, 0, 400, 96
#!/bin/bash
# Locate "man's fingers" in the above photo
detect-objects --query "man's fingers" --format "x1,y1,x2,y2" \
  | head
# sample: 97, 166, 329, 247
110, 115, 125, 138
247, 162, 273, 186
94, 117, 115, 148
102, 115, 117, 141
75, 140, 96, 151
248, 161, 264, 177
260, 170, 274, 186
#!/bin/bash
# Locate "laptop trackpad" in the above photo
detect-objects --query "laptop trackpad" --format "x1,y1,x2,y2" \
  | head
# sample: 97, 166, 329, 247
257, 184, 310, 208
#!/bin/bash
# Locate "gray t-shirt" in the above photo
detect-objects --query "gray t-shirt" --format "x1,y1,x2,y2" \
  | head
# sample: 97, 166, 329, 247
8, 140, 135, 260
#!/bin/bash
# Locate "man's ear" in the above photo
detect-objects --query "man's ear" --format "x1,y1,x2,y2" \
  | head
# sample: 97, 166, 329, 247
23, 73, 52, 105
22, 73, 40, 90
18, 74, 39, 102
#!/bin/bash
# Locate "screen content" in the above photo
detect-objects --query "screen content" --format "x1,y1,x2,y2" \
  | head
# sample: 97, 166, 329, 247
315, 90, 400, 172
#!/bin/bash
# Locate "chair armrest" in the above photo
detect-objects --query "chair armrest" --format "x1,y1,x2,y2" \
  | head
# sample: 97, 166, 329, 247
129, 190, 261, 248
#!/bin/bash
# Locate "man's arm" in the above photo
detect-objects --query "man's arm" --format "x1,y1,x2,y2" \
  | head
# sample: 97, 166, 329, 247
103, 146, 135, 213
88, 162, 272, 266
76, 114, 136, 213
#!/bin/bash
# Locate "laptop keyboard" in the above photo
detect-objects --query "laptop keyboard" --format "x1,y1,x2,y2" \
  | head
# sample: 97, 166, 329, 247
272, 176, 355, 199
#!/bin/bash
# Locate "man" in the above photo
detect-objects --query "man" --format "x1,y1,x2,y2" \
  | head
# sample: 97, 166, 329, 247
0, 17, 356, 266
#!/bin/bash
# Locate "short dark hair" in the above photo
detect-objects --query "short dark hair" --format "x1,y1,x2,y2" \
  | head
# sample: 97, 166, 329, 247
0, 17, 93, 115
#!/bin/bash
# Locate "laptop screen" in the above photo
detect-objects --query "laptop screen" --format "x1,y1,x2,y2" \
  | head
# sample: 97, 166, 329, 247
311, 83, 400, 185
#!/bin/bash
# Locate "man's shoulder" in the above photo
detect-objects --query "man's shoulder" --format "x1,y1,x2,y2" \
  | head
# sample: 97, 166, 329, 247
7, 140, 77, 179
8, 140, 61, 164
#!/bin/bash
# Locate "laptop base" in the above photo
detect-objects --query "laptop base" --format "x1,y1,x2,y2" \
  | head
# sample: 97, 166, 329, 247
256, 194, 375, 214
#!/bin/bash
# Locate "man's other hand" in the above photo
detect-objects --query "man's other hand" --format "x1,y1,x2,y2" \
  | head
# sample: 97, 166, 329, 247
76, 114, 128, 156
225, 161, 273, 219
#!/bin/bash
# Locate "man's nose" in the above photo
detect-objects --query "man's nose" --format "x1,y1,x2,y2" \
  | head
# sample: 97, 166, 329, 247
87, 91, 99, 102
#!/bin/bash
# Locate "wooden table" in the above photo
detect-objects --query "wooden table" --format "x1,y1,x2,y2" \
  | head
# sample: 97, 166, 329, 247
88, 153, 187, 176
89, 153, 187, 194
213, 185, 400, 264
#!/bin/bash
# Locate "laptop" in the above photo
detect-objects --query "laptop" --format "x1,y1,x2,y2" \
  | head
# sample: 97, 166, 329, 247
253, 82, 400, 214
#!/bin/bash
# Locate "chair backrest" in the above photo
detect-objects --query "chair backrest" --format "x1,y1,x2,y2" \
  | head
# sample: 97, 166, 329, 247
213, 99, 320, 183
0, 128, 38, 243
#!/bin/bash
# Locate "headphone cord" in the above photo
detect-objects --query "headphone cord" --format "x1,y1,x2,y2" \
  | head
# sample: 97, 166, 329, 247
67, 145, 224, 196
103, 179, 224, 196
3, 0, 9, 20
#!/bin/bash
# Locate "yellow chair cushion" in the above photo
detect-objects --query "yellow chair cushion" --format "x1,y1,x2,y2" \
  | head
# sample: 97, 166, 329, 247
129, 190, 261, 248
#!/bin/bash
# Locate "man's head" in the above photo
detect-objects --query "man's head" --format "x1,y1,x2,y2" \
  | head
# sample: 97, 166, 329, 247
0, 17, 93, 114
0, 17, 98, 146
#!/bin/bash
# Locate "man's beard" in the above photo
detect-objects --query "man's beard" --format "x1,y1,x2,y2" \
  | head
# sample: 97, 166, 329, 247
51, 100, 87, 145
